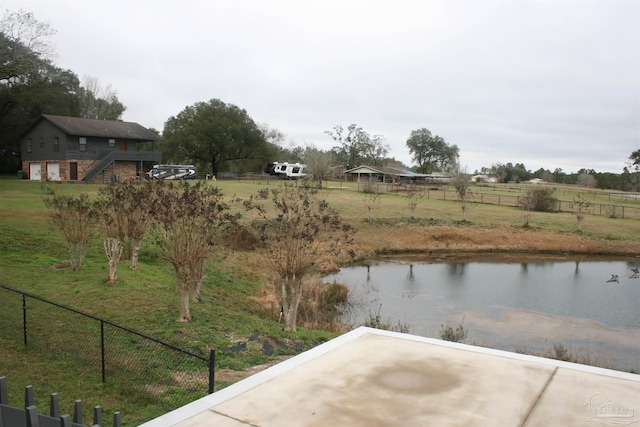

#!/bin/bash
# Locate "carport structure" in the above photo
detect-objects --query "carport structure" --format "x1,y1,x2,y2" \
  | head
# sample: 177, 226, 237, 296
344, 165, 429, 184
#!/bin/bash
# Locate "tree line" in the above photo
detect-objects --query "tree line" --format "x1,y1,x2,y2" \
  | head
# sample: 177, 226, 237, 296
475, 162, 640, 191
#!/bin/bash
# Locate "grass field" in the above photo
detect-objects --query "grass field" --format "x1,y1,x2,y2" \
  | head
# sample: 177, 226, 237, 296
1, 176, 639, 425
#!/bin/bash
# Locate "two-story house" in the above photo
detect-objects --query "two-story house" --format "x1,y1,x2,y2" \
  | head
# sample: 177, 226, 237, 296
20, 114, 162, 183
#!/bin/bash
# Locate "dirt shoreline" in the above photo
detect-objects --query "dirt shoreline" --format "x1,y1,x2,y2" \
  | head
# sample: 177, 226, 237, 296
369, 250, 640, 264
348, 224, 640, 266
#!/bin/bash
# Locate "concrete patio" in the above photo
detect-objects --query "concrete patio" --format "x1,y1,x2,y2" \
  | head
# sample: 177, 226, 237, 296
141, 327, 639, 427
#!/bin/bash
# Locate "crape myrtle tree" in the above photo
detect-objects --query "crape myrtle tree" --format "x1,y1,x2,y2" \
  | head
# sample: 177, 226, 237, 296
569, 194, 593, 233
152, 181, 238, 322
44, 193, 100, 270
97, 181, 158, 280
245, 184, 354, 332
451, 167, 472, 221
99, 181, 158, 270
96, 195, 127, 284
406, 128, 459, 174
162, 99, 268, 177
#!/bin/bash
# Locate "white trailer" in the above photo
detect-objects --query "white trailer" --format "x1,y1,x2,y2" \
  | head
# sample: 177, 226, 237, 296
265, 162, 307, 180
148, 164, 197, 180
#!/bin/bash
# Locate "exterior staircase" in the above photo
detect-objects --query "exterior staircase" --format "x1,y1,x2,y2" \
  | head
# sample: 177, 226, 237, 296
83, 151, 117, 183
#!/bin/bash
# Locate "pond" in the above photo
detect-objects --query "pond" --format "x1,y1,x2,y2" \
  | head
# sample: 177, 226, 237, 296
324, 258, 640, 373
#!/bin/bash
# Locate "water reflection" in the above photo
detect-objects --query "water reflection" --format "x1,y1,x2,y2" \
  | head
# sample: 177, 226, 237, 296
447, 263, 466, 279
325, 259, 640, 372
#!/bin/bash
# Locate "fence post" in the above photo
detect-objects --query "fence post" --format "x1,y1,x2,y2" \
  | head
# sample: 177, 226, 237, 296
50, 393, 59, 417
208, 348, 216, 394
0, 376, 7, 404
23, 294, 27, 346
25, 385, 34, 407
26, 405, 39, 427
73, 400, 82, 424
100, 320, 106, 383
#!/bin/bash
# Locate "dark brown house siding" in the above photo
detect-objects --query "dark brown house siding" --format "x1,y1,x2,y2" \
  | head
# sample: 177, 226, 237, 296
20, 115, 161, 182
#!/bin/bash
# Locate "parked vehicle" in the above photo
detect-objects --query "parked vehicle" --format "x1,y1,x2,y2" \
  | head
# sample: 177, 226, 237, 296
147, 164, 196, 180
264, 162, 307, 180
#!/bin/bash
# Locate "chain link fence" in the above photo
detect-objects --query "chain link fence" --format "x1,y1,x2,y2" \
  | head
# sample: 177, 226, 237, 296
0, 285, 214, 413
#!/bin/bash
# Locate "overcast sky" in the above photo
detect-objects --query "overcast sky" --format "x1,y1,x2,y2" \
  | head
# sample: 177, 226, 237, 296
3, 0, 639, 173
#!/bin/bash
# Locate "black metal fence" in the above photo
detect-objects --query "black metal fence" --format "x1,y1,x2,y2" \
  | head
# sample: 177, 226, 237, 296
0, 285, 215, 414
1, 376, 122, 427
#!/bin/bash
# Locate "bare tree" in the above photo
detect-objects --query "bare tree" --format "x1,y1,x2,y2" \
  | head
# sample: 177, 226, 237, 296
451, 168, 472, 221
153, 181, 237, 322
363, 191, 382, 222
569, 194, 593, 232
100, 181, 158, 270
126, 182, 158, 269
361, 134, 389, 166
406, 185, 424, 218
304, 146, 333, 188
44, 193, 100, 270
246, 184, 353, 332
1, 9, 56, 59
325, 124, 369, 170
100, 204, 126, 284
576, 173, 597, 188
78, 75, 125, 120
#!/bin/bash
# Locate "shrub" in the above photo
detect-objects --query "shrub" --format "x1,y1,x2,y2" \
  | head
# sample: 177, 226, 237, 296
362, 304, 410, 333
297, 278, 352, 332
439, 317, 468, 342
519, 187, 558, 212
604, 205, 619, 219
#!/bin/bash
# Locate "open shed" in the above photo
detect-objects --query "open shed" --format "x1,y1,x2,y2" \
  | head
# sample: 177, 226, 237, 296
344, 165, 429, 183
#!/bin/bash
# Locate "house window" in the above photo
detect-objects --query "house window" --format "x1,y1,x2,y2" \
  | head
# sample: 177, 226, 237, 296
108, 138, 115, 148
53, 137, 59, 152
79, 137, 87, 152
27, 138, 32, 153
39, 137, 44, 148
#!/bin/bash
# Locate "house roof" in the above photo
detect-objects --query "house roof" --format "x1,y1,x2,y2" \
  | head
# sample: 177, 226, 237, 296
140, 327, 640, 427
345, 165, 429, 178
24, 114, 161, 141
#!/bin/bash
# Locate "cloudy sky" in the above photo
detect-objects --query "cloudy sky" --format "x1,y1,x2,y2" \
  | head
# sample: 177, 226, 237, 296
3, 0, 639, 173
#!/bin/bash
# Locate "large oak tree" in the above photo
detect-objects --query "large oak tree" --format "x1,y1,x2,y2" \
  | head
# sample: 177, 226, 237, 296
162, 99, 268, 176
405, 128, 459, 174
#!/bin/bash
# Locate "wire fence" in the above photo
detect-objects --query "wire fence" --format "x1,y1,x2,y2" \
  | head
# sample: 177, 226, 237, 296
387, 184, 640, 220
0, 285, 215, 413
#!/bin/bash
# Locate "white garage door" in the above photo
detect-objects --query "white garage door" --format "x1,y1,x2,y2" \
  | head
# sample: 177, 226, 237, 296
29, 163, 41, 181
47, 163, 60, 181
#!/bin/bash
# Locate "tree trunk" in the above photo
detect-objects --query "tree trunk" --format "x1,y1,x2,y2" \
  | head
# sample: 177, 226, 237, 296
130, 237, 142, 270
69, 242, 88, 271
176, 267, 191, 322
191, 257, 206, 302
103, 238, 124, 283
282, 277, 304, 332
